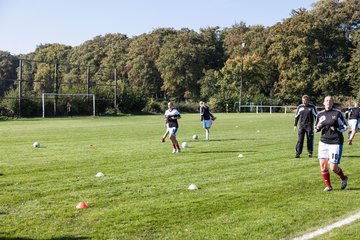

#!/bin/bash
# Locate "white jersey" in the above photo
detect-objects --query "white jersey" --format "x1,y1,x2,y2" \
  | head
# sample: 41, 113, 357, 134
164, 108, 181, 128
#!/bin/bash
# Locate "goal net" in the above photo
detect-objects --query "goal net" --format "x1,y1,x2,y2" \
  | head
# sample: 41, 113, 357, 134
42, 93, 96, 118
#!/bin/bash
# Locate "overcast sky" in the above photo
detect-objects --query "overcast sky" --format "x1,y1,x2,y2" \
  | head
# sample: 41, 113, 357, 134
0, 0, 316, 55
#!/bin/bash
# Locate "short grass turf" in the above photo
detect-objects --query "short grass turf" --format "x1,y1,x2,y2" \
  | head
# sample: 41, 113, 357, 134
0, 113, 360, 239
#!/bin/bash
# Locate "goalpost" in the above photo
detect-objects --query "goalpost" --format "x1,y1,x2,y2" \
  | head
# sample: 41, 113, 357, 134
42, 93, 96, 118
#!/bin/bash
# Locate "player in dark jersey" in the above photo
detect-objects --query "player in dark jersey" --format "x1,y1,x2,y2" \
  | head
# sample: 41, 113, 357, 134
345, 103, 360, 145
199, 101, 216, 140
294, 95, 317, 158
315, 96, 348, 192
164, 102, 181, 153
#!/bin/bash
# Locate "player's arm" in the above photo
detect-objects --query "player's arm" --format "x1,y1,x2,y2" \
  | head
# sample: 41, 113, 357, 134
209, 110, 215, 120
172, 114, 181, 119
314, 115, 322, 132
294, 106, 300, 127
294, 107, 300, 131
337, 113, 347, 132
312, 105, 318, 117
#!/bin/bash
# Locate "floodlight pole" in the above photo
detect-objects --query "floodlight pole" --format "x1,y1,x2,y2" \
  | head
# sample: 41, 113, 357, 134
87, 66, 90, 95
239, 42, 245, 113
114, 68, 117, 111
42, 93, 45, 118
239, 58, 244, 112
54, 63, 58, 115
93, 94, 96, 117
18, 59, 23, 117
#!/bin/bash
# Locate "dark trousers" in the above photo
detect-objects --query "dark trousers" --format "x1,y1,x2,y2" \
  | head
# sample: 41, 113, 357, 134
296, 126, 314, 156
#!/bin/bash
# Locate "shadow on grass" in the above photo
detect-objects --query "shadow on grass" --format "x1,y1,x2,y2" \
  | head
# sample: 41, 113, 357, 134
0, 235, 89, 240
194, 150, 258, 154
0, 173, 4, 176
192, 138, 241, 142
342, 155, 360, 158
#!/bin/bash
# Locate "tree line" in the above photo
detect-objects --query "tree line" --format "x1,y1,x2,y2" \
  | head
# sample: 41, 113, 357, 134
0, 0, 359, 116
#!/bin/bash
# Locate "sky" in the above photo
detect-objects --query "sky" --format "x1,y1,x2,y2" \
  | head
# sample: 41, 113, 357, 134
0, 0, 316, 55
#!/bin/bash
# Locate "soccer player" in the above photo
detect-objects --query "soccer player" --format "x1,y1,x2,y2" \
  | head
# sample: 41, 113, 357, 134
66, 99, 72, 117
164, 101, 181, 153
199, 101, 216, 140
345, 102, 360, 145
294, 95, 317, 158
315, 96, 348, 192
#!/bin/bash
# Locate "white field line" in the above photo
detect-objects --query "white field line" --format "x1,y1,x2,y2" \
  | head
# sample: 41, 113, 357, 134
293, 211, 360, 240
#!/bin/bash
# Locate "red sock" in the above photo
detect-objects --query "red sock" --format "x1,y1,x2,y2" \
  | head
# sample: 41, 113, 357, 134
348, 139, 352, 143
175, 144, 180, 150
335, 167, 346, 180
322, 171, 331, 187
172, 144, 176, 148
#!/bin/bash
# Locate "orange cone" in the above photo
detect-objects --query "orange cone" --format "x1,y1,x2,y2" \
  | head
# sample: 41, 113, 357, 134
76, 201, 89, 209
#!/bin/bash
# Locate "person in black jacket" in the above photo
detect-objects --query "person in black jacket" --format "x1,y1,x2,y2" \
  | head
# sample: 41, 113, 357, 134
199, 101, 216, 141
294, 95, 317, 158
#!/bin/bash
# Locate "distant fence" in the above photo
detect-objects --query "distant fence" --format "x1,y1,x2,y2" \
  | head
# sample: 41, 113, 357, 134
235, 105, 298, 114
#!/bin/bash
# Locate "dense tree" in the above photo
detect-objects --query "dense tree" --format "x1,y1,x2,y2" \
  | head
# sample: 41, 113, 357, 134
0, 51, 18, 97
31, 44, 71, 92
1, 0, 359, 115
199, 26, 225, 70
126, 28, 177, 99
156, 29, 207, 101
347, 29, 360, 98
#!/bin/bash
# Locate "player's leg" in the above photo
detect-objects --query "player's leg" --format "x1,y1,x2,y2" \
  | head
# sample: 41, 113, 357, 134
162, 130, 169, 142
204, 120, 213, 140
295, 128, 306, 157
306, 127, 314, 157
169, 128, 180, 153
348, 120, 358, 145
328, 144, 347, 190
318, 142, 332, 191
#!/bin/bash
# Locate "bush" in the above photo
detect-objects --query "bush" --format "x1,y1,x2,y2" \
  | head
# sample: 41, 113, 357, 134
146, 98, 162, 113
176, 101, 199, 113
0, 89, 19, 117
117, 91, 147, 113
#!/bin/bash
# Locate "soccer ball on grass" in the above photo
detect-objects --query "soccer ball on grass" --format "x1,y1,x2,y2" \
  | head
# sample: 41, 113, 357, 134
33, 141, 40, 148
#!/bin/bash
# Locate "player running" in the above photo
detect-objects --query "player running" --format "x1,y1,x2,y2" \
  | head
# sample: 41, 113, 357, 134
345, 102, 360, 145
315, 96, 348, 192
164, 102, 181, 153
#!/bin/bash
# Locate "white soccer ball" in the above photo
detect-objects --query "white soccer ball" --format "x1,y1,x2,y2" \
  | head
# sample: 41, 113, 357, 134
193, 134, 198, 140
33, 141, 40, 148
182, 142, 188, 148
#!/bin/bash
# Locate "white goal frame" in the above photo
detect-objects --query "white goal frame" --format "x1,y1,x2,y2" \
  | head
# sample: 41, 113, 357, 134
42, 93, 96, 118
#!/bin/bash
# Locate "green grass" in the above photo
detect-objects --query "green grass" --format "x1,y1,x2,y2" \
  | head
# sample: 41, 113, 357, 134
1, 113, 360, 239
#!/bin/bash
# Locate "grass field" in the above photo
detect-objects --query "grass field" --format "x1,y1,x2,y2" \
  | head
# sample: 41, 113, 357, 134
1, 113, 360, 239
